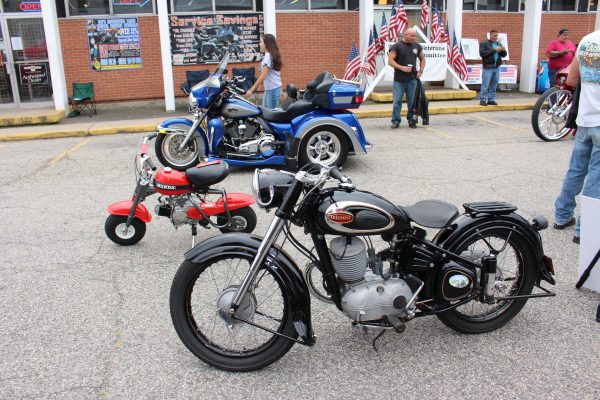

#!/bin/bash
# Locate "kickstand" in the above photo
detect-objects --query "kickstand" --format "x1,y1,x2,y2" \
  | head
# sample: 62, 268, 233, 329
191, 224, 197, 248
372, 329, 386, 352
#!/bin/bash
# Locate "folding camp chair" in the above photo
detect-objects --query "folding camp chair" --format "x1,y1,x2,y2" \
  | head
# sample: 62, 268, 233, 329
232, 67, 257, 101
69, 82, 96, 117
180, 69, 210, 95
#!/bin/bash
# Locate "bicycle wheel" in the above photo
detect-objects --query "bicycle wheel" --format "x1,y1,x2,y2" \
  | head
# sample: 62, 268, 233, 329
531, 87, 573, 142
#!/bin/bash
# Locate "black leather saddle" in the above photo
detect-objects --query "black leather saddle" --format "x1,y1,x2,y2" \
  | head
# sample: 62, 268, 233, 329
260, 100, 316, 123
185, 160, 229, 187
400, 200, 459, 228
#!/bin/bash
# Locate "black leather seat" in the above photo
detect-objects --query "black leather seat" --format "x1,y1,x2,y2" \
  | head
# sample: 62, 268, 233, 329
185, 160, 229, 188
400, 200, 459, 229
260, 100, 316, 122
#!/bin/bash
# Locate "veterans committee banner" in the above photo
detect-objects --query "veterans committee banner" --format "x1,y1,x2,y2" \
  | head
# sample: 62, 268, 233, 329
169, 14, 263, 65
87, 18, 142, 71
383, 42, 447, 82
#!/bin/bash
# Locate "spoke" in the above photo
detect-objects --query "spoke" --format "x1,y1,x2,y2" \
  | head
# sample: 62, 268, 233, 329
208, 266, 221, 296
255, 310, 282, 323
226, 258, 243, 289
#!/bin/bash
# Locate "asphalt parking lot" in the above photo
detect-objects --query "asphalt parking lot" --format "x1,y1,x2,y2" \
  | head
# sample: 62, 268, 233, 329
1, 110, 598, 399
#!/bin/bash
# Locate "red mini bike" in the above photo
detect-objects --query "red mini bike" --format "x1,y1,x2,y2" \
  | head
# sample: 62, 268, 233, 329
105, 133, 257, 246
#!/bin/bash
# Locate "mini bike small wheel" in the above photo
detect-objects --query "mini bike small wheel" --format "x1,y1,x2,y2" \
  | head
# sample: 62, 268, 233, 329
217, 207, 257, 234
104, 215, 146, 246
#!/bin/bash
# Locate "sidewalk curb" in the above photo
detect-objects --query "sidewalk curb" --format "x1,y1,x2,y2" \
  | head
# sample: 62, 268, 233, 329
370, 90, 478, 103
0, 104, 535, 142
0, 111, 65, 128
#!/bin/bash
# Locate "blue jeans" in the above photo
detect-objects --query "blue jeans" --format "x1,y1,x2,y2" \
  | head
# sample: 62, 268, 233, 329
554, 126, 600, 237
548, 68, 559, 88
262, 86, 282, 109
480, 67, 500, 102
392, 78, 417, 124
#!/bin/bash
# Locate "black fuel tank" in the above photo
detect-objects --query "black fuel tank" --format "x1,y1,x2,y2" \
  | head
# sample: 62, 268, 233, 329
315, 188, 410, 236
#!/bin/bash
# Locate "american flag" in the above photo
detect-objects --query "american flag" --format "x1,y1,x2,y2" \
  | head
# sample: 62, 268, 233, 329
444, 22, 451, 60
456, 40, 469, 81
373, 23, 383, 54
421, 0, 430, 32
396, 1, 409, 37
450, 31, 460, 67
467, 64, 482, 84
343, 42, 361, 81
360, 55, 375, 76
366, 28, 378, 73
499, 65, 518, 83
388, 5, 399, 39
380, 13, 389, 45
430, 6, 442, 43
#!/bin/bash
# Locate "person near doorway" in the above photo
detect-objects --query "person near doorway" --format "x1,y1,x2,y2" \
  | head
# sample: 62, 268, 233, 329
388, 28, 425, 129
546, 28, 576, 88
246, 34, 283, 109
479, 29, 507, 106
554, 29, 600, 245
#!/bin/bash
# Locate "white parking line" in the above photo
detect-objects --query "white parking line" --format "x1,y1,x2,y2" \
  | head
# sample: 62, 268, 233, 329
468, 114, 528, 133
424, 125, 454, 139
48, 138, 92, 166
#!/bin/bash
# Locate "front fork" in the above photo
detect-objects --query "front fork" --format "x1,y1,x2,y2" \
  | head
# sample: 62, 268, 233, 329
126, 180, 151, 229
228, 216, 286, 315
178, 111, 205, 151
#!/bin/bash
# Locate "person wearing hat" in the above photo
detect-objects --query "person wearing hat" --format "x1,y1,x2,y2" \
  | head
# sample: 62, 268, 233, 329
546, 28, 576, 88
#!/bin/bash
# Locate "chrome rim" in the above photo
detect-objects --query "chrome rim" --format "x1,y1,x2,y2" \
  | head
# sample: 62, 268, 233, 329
115, 223, 135, 240
454, 235, 524, 321
537, 89, 573, 140
305, 131, 341, 165
224, 215, 248, 232
188, 257, 287, 355
161, 132, 204, 168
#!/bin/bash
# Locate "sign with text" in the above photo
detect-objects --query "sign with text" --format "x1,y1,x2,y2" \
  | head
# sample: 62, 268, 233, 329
383, 42, 447, 82
169, 14, 263, 65
19, 63, 47, 84
466, 64, 482, 84
87, 17, 142, 71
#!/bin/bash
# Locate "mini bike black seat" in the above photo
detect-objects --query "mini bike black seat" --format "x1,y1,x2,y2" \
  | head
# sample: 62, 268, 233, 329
400, 199, 459, 229
185, 160, 229, 188
260, 100, 316, 123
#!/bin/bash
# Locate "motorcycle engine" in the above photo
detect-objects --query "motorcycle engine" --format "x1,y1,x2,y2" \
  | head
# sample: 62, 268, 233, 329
328, 236, 415, 322
155, 196, 195, 227
225, 119, 261, 143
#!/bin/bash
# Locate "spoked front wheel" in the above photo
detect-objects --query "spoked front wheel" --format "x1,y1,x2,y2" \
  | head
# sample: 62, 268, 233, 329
436, 227, 536, 333
170, 257, 297, 372
531, 87, 573, 142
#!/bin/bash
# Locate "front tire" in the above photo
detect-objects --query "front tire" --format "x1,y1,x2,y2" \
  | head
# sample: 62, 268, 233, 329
216, 207, 257, 234
299, 127, 348, 167
170, 257, 297, 372
155, 127, 205, 171
104, 215, 146, 246
531, 86, 573, 142
436, 227, 537, 334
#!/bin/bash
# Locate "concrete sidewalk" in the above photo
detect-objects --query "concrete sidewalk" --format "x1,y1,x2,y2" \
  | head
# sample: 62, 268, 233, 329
0, 91, 539, 142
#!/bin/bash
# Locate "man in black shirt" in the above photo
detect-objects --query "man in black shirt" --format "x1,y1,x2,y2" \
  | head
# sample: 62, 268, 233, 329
388, 28, 426, 129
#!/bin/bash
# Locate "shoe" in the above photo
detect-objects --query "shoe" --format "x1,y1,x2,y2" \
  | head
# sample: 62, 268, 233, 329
573, 236, 580, 244
409, 122, 417, 129
479, 101, 488, 106
488, 101, 498, 106
423, 120, 430, 125
391, 123, 400, 129
553, 217, 576, 230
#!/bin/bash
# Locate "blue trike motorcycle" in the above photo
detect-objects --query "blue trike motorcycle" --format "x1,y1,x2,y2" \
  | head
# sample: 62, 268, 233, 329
155, 52, 370, 171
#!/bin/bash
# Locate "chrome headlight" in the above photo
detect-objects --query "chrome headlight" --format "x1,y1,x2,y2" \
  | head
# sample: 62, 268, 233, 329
252, 168, 294, 209
188, 92, 198, 108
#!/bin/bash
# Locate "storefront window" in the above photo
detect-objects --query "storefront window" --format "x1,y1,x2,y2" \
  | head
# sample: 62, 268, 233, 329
311, 0, 344, 9
68, 0, 110, 16
591, 0, 598, 10
113, 0, 155, 14
276, 0, 308, 9
463, 0, 476, 10
216, 0, 253, 11
476, 0, 506, 10
348, 0, 359, 10
507, 0, 524, 10
173, 0, 212, 12
549, 0, 576, 10
3, 0, 42, 12
66, 0, 155, 16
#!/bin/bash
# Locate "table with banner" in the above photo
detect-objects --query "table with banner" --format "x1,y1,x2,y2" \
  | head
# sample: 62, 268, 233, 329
465, 64, 518, 85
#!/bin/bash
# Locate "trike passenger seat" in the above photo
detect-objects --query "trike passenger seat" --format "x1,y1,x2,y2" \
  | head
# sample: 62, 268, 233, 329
186, 160, 230, 187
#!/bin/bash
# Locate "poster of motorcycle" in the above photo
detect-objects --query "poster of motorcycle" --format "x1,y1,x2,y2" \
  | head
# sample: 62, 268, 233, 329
87, 17, 142, 71
169, 14, 263, 65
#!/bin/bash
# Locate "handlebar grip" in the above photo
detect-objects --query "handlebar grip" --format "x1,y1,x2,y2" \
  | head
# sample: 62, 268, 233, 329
329, 166, 344, 181
147, 133, 158, 140
146, 157, 157, 171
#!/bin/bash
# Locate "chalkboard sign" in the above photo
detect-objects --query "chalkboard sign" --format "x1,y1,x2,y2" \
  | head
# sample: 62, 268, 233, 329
87, 17, 142, 71
169, 14, 263, 65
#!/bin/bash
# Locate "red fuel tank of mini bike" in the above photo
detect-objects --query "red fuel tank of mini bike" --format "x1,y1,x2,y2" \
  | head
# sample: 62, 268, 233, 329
153, 168, 192, 195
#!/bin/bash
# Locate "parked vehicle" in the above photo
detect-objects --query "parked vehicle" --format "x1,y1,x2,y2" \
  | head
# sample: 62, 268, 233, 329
169, 163, 556, 372
105, 134, 257, 247
155, 52, 370, 171
531, 67, 576, 141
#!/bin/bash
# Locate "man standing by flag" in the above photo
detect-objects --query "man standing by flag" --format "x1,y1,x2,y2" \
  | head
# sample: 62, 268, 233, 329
388, 28, 426, 129
479, 29, 507, 106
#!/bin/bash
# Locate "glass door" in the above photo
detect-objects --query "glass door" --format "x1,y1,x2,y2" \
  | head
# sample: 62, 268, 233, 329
0, 20, 15, 105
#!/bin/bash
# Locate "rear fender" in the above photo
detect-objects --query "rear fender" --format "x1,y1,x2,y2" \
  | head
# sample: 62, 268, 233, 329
293, 112, 367, 155
158, 118, 209, 154
184, 233, 315, 345
433, 212, 555, 285
186, 193, 255, 219
107, 200, 152, 222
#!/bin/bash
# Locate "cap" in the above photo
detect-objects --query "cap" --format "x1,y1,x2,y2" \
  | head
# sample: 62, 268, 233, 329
559, 28, 569, 35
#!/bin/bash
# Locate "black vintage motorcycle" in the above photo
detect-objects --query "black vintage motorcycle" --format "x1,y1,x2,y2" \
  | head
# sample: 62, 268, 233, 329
170, 164, 556, 372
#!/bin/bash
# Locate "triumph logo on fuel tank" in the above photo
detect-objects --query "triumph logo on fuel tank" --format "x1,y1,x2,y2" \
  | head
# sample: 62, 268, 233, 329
327, 211, 354, 224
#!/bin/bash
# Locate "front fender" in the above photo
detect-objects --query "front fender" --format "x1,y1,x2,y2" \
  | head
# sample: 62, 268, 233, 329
157, 118, 209, 155
293, 112, 368, 155
433, 212, 555, 285
107, 200, 152, 222
184, 233, 315, 345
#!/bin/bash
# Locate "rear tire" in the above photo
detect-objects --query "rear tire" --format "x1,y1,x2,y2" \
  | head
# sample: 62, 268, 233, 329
299, 127, 348, 167
217, 207, 257, 234
436, 227, 537, 334
531, 86, 573, 142
104, 215, 146, 246
155, 128, 205, 171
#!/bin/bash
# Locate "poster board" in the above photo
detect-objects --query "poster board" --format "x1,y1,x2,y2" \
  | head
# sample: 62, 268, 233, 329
169, 14, 263, 65
461, 38, 480, 60
499, 65, 518, 84
579, 196, 600, 293
87, 18, 142, 71
383, 42, 447, 82
486, 32, 509, 60
466, 64, 482, 84
19, 63, 48, 84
